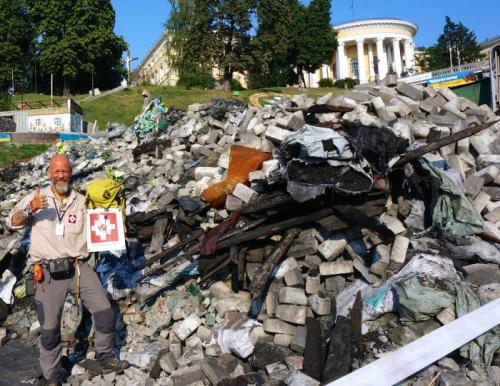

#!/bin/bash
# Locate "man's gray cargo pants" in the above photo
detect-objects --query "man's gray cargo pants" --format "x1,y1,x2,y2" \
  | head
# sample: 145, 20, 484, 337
34, 261, 115, 382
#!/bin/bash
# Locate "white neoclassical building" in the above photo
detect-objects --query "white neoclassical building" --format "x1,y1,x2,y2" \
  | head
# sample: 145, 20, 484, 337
304, 18, 418, 87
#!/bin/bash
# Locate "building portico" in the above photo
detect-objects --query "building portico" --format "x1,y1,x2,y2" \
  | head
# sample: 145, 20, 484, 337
333, 19, 417, 84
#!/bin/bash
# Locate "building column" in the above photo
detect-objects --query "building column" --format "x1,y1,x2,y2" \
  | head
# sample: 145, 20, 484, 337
392, 38, 403, 75
356, 38, 367, 84
376, 37, 388, 79
404, 40, 415, 73
336, 42, 347, 79
367, 43, 375, 80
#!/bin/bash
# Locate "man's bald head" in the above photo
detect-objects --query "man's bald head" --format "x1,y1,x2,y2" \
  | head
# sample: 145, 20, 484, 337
48, 155, 72, 195
48, 155, 72, 173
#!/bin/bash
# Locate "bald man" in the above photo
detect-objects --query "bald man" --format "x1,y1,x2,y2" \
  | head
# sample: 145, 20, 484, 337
8, 155, 128, 385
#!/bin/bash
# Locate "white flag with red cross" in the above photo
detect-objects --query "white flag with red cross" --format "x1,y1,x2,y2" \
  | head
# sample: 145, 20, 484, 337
86, 208, 126, 252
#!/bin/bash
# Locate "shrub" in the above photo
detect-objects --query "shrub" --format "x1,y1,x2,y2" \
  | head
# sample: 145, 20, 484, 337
318, 78, 334, 87
178, 71, 216, 90
333, 78, 357, 89
231, 78, 245, 91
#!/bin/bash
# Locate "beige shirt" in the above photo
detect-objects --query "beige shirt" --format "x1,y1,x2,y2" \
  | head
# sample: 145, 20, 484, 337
7, 186, 88, 261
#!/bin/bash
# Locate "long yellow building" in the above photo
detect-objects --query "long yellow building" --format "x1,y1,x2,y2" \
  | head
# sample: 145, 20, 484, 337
135, 17, 418, 88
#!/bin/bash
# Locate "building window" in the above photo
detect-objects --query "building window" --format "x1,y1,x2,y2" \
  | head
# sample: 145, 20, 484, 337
35, 119, 41, 126
54, 117, 61, 126
351, 59, 359, 78
373, 56, 379, 75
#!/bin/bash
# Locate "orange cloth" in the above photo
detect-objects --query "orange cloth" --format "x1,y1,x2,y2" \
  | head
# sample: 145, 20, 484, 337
201, 145, 272, 208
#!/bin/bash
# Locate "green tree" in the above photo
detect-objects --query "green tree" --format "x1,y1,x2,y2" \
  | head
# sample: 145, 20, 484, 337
29, 0, 127, 95
166, 0, 216, 88
166, 0, 255, 91
421, 16, 483, 71
288, 0, 336, 86
248, 0, 292, 87
0, 0, 34, 96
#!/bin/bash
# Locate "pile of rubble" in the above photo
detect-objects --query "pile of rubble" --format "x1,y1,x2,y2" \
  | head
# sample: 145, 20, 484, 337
0, 81, 499, 386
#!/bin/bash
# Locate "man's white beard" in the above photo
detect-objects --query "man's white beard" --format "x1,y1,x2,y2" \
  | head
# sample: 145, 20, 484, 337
54, 181, 70, 194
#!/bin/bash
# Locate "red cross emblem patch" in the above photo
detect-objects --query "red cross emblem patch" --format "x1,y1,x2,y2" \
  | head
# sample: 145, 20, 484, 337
68, 214, 77, 224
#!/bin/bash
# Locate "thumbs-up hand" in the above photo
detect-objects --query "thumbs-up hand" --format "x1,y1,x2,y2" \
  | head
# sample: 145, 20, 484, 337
30, 187, 48, 211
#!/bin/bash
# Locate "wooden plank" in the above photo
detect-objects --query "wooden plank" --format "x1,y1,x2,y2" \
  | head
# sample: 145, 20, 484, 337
326, 297, 500, 386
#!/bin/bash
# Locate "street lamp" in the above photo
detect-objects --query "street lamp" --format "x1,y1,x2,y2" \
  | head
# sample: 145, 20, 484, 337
91, 65, 94, 96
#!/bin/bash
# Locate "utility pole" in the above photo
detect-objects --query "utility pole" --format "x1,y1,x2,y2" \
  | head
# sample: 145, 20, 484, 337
91, 65, 94, 96
448, 43, 454, 67
50, 73, 53, 107
125, 49, 139, 84
34, 57, 37, 94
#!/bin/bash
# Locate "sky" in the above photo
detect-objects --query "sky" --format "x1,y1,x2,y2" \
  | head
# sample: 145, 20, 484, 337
112, 0, 500, 70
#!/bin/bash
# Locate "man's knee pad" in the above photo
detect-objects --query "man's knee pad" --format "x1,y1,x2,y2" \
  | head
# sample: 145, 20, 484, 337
94, 308, 114, 334
41, 328, 61, 351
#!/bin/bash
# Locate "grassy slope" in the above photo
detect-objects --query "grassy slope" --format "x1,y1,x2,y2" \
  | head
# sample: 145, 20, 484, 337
79, 85, 344, 127
0, 143, 51, 168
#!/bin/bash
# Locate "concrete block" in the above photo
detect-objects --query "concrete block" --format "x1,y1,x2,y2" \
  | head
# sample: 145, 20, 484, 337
172, 314, 202, 341
225, 195, 243, 211
276, 114, 305, 131
420, 97, 438, 113
305, 275, 320, 295
473, 191, 491, 214
485, 207, 500, 223
275, 304, 307, 325
396, 82, 423, 101
290, 325, 307, 354
390, 235, 409, 264
470, 129, 496, 155
276, 257, 300, 279
345, 90, 371, 102
284, 268, 304, 287
319, 259, 354, 276
264, 318, 297, 336
464, 174, 485, 197
380, 214, 406, 234
279, 287, 308, 306
429, 113, 461, 127
308, 294, 331, 315
370, 244, 391, 276
274, 334, 294, 347
325, 276, 346, 292
317, 239, 347, 261
265, 125, 293, 143
443, 100, 467, 120
284, 369, 320, 386
218, 153, 229, 169
249, 170, 265, 182
438, 87, 458, 101
232, 183, 258, 203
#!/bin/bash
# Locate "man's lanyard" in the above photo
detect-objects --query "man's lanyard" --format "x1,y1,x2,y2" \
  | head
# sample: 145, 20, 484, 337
51, 197, 71, 223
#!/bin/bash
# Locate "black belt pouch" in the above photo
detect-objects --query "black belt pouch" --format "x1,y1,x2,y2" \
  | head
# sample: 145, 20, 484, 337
48, 258, 75, 280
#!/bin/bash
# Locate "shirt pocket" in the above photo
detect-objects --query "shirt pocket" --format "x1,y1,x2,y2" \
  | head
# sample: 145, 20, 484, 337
66, 209, 85, 234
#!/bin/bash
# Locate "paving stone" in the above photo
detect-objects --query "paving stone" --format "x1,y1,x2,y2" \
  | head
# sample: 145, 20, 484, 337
463, 263, 500, 286
396, 82, 423, 101
275, 305, 307, 325
263, 318, 297, 336
319, 260, 354, 276
391, 235, 409, 264
172, 314, 202, 341
308, 295, 331, 316
279, 287, 308, 306
232, 183, 258, 203
317, 239, 347, 261
284, 268, 304, 287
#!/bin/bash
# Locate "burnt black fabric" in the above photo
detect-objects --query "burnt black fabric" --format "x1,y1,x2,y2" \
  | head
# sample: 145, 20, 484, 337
210, 99, 247, 120
342, 122, 409, 174
287, 161, 373, 194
